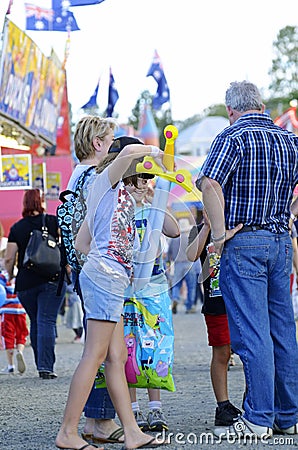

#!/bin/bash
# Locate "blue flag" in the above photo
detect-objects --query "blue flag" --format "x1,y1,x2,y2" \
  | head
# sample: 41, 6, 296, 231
25, 3, 80, 32
147, 50, 170, 109
68, 0, 105, 5
106, 68, 119, 117
52, 0, 105, 7
81, 82, 99, 110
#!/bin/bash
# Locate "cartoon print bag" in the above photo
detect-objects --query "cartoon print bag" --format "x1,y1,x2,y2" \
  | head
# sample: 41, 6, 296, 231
123, 280, 175, 392
94, 282, 175, 392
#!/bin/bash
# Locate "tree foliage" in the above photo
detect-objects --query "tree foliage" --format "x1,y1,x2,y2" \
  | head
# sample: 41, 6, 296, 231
128, 90, 172, 149
269, 25, 298, 97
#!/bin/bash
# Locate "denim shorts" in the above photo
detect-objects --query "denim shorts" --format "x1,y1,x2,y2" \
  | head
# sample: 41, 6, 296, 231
80, 265, 129, 322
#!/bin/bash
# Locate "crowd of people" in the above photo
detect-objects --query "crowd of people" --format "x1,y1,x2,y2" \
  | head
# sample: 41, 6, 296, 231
0, 80, 297, 450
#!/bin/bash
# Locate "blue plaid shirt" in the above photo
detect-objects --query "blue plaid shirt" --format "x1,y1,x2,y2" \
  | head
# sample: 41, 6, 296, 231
197, 113, 298, 233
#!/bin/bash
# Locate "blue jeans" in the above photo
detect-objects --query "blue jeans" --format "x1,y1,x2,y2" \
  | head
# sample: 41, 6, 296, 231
171, 261, 197, 311
220, 230, 298, 429
73, 271, 115, 419
18, 281, 66, 373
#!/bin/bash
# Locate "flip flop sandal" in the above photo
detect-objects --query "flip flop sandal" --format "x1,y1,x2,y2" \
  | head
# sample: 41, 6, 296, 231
81, 433, 94, 441
121, 437, 167, 449
56, 444, 98, 450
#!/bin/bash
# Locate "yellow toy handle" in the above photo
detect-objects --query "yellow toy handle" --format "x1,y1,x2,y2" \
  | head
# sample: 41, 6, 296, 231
136, 124, 194, 193
163, 125, 178, 171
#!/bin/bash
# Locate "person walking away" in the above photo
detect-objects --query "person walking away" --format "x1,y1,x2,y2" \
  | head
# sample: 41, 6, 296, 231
5, 189, 66, 379
167, 218, 197, 314
65, 280, 84, 343
197, 80, 298, 439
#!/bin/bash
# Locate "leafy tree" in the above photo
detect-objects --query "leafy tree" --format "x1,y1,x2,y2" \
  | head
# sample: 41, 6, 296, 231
202, 103, 228, 119
269, 25, 298, 97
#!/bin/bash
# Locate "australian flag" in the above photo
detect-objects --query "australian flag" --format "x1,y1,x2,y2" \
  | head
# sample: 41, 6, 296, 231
106, 68, 119, 117
25, 3, 80, 32
81, 81, 99, 110
147, 50, 170, 109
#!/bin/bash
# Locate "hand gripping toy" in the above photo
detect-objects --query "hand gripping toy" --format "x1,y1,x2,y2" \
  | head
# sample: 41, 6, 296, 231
136, 125, 193, 192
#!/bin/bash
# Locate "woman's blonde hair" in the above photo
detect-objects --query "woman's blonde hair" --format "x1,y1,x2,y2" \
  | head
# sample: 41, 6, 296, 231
74, 116, 118, 161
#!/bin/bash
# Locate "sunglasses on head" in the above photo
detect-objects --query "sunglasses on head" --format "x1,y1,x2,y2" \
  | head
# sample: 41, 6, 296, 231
137, 173, 155, 180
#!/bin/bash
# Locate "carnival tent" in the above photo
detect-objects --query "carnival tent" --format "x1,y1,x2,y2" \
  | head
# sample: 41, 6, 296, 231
176, 116, 229, 156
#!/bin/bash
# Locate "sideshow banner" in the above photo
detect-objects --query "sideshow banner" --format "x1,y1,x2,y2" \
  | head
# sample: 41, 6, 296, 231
45, 172, 61, 200
0, 154, 32, 189
32, 162, 46, 191
0, 19, 65, 145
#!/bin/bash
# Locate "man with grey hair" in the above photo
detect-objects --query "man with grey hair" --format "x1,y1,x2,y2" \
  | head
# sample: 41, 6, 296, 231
196, 81, 298, 439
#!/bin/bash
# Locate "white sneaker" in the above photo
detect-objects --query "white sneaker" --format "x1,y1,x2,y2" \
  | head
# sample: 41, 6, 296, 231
16, 352, 26, 374
216, 417, 273, 440
274, 422, 298, 435
0, 366, 14, 374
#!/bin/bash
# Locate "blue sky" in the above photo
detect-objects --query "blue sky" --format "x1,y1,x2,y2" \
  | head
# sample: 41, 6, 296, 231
1, 0, 297, 122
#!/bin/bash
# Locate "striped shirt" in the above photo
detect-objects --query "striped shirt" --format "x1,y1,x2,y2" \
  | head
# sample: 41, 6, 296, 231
197, 113, 298, 233
0, 297, 26, 315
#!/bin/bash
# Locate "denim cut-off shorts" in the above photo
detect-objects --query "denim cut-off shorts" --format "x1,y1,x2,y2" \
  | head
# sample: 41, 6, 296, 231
80, 265, 129, 323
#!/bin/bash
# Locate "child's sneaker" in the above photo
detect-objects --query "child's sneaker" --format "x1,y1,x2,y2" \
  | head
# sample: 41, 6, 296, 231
229, 353, 236, 367
274, 422, 298, 435
134, 410, 149, 431
214, 402, 241, 437
147, 408, 169, 431
16, 351, 26, 374
0, 366, 14, 374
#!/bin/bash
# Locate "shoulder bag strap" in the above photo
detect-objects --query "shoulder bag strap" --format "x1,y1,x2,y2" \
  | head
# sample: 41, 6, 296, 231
76, 165, 96, 193
41, 213, 49, 236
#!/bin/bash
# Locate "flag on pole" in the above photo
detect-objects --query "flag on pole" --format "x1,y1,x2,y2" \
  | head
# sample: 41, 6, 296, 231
147, 50, 170, 109
81, 81, 99, 110
106, 68, 119, 117
25, 3, 80, 32
6, 0, 14, 15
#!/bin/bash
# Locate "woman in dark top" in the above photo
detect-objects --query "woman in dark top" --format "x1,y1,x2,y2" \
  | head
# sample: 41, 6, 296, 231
5, 189, 66, 379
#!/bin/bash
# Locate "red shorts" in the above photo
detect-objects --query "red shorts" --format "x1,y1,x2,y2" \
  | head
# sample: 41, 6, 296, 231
204, 313, 230, 347
1, 314, 28, 349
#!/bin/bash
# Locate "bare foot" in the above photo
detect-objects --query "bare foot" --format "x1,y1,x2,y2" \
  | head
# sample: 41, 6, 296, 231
82, 418, 95, 437
55, 428, 101, 449
124, 430, 167, 449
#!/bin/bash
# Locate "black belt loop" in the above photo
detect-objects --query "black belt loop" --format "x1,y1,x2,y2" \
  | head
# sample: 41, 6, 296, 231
238, 225, 263, 233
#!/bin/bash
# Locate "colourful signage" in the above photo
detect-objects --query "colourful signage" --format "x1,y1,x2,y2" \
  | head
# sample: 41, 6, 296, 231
0, 19, 65, 145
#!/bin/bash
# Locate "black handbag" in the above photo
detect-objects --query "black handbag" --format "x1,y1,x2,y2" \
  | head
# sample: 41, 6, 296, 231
23, 214, 61, 279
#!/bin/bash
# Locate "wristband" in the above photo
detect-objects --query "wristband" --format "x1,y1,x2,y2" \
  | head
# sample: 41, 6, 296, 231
211, 232, 226, 243
290, 213, 296, 221
150, 146, 160, 158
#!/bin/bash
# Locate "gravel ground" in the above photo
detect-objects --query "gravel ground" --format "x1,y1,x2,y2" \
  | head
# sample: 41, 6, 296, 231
0, 310, 297, 450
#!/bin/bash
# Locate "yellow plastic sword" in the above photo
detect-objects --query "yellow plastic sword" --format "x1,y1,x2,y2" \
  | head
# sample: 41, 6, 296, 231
136, 124, 193, 192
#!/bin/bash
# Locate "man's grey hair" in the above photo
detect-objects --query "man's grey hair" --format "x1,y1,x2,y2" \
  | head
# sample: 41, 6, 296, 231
225, 81, 263, 112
